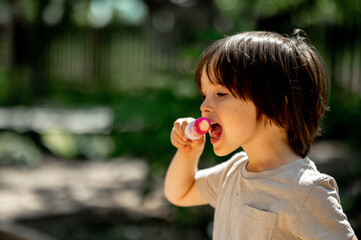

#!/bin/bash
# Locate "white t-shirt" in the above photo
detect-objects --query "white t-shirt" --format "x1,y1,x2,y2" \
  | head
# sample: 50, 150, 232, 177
195, 151, 355, 240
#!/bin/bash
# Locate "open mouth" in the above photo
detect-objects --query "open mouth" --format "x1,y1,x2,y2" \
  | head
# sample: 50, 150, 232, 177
210, 122, 222, 143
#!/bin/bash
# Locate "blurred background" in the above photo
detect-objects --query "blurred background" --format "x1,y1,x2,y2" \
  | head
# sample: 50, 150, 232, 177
0, 0, 360, 239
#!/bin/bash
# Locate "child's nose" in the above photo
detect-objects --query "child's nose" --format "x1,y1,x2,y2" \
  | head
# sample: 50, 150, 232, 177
200, 98, 214, 113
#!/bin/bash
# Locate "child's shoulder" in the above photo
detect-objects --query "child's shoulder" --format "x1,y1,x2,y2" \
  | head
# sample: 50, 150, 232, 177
206, 151, 248, 180
224, 151, 248, 172
289, 157, 338, 197
296, 157, 334, 184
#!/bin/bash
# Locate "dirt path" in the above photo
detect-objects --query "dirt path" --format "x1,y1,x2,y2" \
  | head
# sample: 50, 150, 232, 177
0, 157, 168, 223
0, 140, 359, 239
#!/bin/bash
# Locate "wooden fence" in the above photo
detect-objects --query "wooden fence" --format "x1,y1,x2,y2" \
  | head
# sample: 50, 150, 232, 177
0, 22, 360, 102
39, 25, 361, 96
42, 26, 180, 92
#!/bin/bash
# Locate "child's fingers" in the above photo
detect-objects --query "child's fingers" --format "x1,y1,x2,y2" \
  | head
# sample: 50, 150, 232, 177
171, 134, 188, 151
174, 118, 194, 140
171, 117, 206, 152
172, 130, 187, 145
173, 124, 185, 140
171, 126, 192, 147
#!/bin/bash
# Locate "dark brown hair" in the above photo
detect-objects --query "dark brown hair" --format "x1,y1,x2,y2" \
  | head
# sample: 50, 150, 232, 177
195, 29, 328, 158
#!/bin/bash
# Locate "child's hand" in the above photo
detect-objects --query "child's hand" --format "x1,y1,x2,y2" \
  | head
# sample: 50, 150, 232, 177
171, 118, 206, 155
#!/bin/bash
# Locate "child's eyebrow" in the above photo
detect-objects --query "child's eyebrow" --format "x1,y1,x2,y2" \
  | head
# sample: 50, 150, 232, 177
215, 84, 227, 88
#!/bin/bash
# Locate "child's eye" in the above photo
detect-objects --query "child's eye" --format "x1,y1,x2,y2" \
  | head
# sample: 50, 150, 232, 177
217, 93, 228, 97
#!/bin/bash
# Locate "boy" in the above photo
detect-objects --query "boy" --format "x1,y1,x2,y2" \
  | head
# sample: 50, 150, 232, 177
164, 29, 357, 239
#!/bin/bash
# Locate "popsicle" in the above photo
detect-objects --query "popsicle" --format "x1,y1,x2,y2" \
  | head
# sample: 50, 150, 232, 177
185, 117, 210, 140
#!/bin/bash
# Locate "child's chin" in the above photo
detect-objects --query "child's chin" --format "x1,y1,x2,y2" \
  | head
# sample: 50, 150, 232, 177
213, 147, 232, 157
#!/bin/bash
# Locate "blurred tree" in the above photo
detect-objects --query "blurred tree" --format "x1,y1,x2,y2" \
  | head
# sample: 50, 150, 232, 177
0, 0, 360, 145
7, 0, 49, 104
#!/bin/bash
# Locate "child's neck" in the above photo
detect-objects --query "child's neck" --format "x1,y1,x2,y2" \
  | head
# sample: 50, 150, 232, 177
244, 124, 301, 173
245, 147, 300, 173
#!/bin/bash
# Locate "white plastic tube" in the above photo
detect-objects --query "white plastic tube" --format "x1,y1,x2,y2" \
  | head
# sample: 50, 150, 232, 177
185, 117, 210, 140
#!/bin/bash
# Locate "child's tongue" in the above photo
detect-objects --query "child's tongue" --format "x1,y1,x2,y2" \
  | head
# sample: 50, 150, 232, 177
211, 124, 222, 139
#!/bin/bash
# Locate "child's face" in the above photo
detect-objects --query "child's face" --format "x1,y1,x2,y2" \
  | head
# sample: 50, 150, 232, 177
200, 68, 262, 156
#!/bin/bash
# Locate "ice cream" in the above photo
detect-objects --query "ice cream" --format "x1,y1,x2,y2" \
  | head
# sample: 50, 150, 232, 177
185, 117, 210, 140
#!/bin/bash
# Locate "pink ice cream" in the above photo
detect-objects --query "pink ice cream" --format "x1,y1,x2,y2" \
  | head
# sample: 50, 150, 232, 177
185, 117, 210, 140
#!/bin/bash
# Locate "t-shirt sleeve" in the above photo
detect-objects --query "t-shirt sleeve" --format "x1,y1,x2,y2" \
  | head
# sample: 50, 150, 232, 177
195, 152, 246, 208
195, 160, 229, 208
293, 176, 355, 240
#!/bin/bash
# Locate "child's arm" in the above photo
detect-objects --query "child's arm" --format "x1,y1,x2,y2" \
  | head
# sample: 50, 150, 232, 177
164, 118, 209, 207
350, 235, 358, 240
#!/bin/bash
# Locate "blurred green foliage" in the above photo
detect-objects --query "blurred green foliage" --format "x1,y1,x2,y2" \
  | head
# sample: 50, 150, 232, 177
325, 84, 361, 149
0, 131, 42, 166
